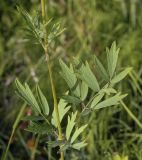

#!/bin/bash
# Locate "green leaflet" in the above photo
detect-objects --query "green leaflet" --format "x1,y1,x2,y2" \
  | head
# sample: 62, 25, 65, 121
17, 6, 43, 46
48, 22, 66, 43
100, 87, 117, 95
94, 54, 109, 81
66, 111, 77, 141
74, 58, 100, 92
25, 121, 52, 134
59, 59, 80, 97
52, 98, 71, 128
106, 42, 120, 79
22, 115, 44, 121
36, 85, 49, 115
15, 79, 41, 113
66, 111, 87, 149
47, 140, 65, 148
72, 140, 87, 150
111, 67, 132, 84
80, 81, 88, 101
90, 93, 105, 109
62, 95, 81, 105
71, 124, 87, 143
94, 93, 127, 110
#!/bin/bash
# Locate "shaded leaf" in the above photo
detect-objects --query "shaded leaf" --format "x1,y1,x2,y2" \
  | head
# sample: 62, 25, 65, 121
74, 58, 100, 92
94, 55, 109, 81
59, 59, 80, 97
62, 95, 81, 105
22, 115, 44, 121
26, 121, 52, 134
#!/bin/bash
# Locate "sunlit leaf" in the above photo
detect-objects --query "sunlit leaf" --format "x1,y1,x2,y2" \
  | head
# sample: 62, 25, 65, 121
72, 140, 87, 150
15, 79, 41, 113
94, 93, 127, 110
66, 111, 78, 141
106, 42, 120, 79
90, 93, 105, 109
111, 67, 132, 84
80, 81, 88, 101
36, 85, 49, 115
52, 98, 71, 128
71, 124, 87, 143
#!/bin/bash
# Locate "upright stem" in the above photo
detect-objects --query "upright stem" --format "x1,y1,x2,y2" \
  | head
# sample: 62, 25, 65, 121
40, 0, 64, 159
2, 103, 26, 160
120, 100, 142, 129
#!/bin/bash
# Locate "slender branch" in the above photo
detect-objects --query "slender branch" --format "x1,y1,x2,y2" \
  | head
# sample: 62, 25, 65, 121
120, 100, 142, 129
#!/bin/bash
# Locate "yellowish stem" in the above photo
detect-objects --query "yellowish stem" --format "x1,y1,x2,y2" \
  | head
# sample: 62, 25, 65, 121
40, 0, 64, 159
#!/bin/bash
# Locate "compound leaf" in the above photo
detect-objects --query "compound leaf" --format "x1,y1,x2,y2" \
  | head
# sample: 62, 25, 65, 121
15, 79, 41, 113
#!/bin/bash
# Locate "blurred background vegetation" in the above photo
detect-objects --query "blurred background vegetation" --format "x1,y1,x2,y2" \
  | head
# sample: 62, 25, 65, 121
0, 0, 142, 159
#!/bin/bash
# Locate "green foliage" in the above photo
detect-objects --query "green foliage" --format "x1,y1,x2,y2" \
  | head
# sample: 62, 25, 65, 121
36, 85, 49, 115
52, 98, 71, 128
65, 111, 87, 150
74, 59, 100, 92
94, 93, 127, 110
94, 54, 109, 81
106, 42, 120, 79
111, 67, 132, 84
15, 39, 131, 159
15, 79, 41, 113
2, 1, 142, 159
17, 6, 65, 48
25, 121, 52, 134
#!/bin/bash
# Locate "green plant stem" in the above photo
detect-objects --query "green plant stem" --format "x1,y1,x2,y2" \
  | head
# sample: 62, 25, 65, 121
40, 0, 64, 159
129, 72, 142, 96
120, 100, 142, 129
47, 60, 64, 160
41, 0, 46, 21
31, 134, 40, 160
2, 103, 26, 160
